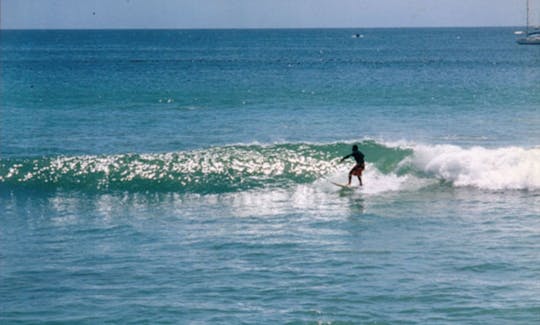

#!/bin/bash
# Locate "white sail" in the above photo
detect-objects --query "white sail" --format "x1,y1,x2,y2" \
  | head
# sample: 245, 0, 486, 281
530, 0, 540, 30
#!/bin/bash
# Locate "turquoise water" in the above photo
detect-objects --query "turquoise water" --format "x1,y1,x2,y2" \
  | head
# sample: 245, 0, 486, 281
1, 28, 540, 323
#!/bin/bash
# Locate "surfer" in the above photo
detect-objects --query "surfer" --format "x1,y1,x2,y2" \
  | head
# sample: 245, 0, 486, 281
340, 145, 365, 186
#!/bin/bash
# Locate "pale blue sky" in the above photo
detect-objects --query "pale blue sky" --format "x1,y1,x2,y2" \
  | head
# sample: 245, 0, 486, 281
1, 0, 526, 29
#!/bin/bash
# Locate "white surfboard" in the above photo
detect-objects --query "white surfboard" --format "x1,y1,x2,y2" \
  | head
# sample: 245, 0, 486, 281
331, 181, 354, 189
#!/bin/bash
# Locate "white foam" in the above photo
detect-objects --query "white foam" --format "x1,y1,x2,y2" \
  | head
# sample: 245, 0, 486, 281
324, 163, 434, 195
406, 144, 540, 191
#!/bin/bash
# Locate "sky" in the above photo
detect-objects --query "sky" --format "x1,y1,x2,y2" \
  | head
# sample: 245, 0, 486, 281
0, 0, 527, 30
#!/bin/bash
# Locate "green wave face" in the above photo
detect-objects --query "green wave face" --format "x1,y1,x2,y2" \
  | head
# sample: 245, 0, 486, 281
0, 141, 410, 194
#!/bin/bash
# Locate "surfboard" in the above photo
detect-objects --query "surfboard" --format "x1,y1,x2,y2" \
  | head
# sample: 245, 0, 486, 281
331, 181, 354, 189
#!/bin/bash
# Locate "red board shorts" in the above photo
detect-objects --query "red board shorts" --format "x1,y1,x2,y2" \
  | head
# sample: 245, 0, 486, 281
350, 163, 365, 176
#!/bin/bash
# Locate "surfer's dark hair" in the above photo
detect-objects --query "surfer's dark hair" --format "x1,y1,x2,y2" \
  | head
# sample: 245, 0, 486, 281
352, 145, 358, 150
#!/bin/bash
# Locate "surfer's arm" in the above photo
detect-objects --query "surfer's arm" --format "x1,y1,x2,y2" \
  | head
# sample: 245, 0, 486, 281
340, 154, 351, 162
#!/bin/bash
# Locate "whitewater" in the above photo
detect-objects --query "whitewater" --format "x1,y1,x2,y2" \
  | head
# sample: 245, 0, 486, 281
2, 28, 540, 324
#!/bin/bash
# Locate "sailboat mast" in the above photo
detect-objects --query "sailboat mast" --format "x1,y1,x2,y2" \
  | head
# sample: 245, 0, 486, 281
526, 0, 530, 34
517, 0, 540, 44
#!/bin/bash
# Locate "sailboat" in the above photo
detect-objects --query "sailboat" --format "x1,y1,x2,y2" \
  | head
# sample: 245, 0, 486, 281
517, 0, 540, 44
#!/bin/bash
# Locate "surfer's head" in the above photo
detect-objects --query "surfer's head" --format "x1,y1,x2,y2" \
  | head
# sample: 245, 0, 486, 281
352, 145, 358, 151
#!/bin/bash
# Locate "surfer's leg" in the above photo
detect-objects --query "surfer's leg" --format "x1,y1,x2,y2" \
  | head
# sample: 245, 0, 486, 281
356, 164, 364, 186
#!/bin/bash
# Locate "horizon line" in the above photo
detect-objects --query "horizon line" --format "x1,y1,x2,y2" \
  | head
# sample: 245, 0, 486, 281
0, 25, 524, 31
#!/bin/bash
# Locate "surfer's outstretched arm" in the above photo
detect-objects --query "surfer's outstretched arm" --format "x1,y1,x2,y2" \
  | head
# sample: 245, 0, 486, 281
340, 154, 351, 163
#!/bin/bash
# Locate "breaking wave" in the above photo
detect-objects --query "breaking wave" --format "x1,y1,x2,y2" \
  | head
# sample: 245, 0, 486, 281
406, 144, 540, 191
1, 141, 539, 194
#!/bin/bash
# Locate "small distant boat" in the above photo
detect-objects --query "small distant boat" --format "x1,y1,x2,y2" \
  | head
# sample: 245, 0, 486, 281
517, 31, 540, 44
517, 0, 540, 44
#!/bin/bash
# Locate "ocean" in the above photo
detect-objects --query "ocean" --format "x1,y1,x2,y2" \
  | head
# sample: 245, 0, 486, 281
1, 28, 539, 323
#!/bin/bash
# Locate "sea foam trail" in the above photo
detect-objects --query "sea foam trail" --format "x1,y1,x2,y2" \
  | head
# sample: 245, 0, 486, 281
406, 144, 540, 191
